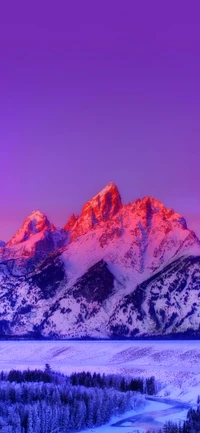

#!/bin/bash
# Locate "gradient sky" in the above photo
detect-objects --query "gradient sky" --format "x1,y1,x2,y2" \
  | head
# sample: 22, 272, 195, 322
0, 1, 200, 241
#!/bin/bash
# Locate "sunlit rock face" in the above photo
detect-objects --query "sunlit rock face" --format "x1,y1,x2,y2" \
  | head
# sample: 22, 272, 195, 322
64, 214, 79, 231
68, 182, 123, 240
0, 183, 200, 339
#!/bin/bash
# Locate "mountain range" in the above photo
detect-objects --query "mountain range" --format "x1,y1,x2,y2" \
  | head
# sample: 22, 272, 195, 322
0, 182, 200, 339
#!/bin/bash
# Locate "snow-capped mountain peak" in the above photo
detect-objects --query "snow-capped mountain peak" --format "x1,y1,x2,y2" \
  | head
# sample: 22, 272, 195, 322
7, 210, 52, 247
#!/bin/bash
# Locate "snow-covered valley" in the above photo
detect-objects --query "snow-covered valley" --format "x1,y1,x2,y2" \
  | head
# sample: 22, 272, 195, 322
0, 340, 199, 404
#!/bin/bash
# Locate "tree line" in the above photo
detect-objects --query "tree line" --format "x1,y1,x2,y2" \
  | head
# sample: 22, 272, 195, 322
69, 371, 156, 395
0, 366, 151, 433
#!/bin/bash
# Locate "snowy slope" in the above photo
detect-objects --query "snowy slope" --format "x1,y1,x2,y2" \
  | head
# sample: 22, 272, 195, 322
107, 255, 200, 337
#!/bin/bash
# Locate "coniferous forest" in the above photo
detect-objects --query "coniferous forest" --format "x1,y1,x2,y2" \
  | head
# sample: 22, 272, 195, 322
0, 366, 153, 433
0, 366, 199, 433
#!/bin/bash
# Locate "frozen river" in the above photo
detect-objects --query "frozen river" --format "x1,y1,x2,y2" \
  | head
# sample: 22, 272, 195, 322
111, 396, 192, 432
78, 396, 192, 433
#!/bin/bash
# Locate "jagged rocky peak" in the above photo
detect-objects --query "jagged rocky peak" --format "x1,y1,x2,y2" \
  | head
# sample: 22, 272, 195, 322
64, 213, 79, 231
70, 182, 123, 238
132, 196, 187, 229
0, 240, 5, 247
81, 182, 122, 221
7, 210, 54, 247
132, 196, 168, 214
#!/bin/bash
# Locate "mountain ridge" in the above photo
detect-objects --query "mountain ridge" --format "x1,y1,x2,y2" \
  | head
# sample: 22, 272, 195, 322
0, 182, 200, 339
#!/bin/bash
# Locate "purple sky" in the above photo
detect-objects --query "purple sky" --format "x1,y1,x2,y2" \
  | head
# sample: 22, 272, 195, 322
0, 1, 200, 241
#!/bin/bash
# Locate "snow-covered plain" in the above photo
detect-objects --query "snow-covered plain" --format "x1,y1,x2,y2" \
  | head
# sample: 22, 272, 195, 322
0, 340, 199, 404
